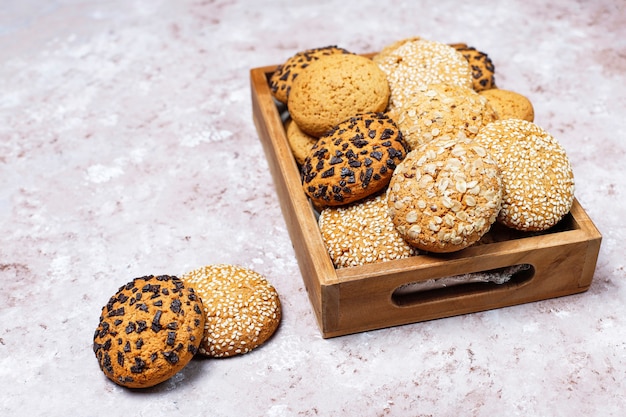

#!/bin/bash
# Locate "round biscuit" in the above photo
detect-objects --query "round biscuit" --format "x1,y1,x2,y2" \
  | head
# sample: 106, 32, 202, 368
269, 45, 353, 104
375, 38, 473, 109
319, 193, 418, 268
388, 83, 498, 150
387, 137, 503, 253
474, 119, 575, 231
284, 117, 318, 165
479, 88, 535, 122
93, 275, 205, 388
451, 44, 497, 91
181, 264, 281, 358
288, 54, 390, 137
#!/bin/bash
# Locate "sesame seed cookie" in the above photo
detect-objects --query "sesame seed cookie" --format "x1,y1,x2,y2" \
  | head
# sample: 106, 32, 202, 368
319, 193, 418, 268
388, 83, 498, 150
181, 264, 281, 358
288, 54, 390, 137
93, 275, 205, 388
269, 45, 353, 104
474, 119, 575, 231
479, 88, 535, 122
285, 117, 318, 165
451, 44, 497, 92
387, 137, 503, 253
375, 38, 473, 109
301, 112, 409, 207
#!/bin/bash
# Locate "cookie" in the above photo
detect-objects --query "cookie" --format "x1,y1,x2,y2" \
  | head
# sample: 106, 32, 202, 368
93, 275, 205, 388
301, 112, 409, 207
372, 36, 422, 64
288, 54, 390, 137
181, 264, 281, 358
451, 44, 497, 91
474, 119, 575, 231
285, 117, 318, 165
479, 88, 535, 122
388, 83, 498, 150
269, 45, 353, 104
374, 38, 473, 109
319, 193, 418, 268
387, 137, 503, 253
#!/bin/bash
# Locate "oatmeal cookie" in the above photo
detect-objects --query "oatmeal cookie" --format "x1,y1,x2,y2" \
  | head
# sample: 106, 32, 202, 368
387, 137, 503, 253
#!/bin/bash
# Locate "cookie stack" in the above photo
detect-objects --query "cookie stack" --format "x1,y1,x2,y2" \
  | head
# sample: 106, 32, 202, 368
269, 37, 574, 268
93, 265, 281, 388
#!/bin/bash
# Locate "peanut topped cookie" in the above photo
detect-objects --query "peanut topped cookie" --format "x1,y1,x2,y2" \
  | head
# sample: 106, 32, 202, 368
301, 112, 409, 207
269, 45, 353, 104
387, 137, 503, 253
474, 119, 575, 231
375, 38, 473, 109
181, 264, 281, 358
288, 54, 390, 137
93, 275, 205, 388
388, 83, 498, 150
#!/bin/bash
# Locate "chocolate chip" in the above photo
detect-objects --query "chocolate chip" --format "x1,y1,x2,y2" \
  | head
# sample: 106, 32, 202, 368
321, 167, 335, 178
151, 311, 162, 332
107, 307, 125, 317
117, 351, 124, 367
329, 155, 343, 164
370, 151, 383, 161
166, 331, 176, 346
130, 357, 147, 373
170, 299, 181, 314
162, 351, 179, 364
136, 320, 148, 333
125, 322, 136, 334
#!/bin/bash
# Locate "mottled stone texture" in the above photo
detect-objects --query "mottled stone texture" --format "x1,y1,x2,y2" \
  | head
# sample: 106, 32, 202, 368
0, 0, 625, 416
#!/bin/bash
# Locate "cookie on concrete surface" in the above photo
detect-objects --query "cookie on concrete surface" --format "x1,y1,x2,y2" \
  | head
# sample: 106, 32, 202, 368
474, 119, 575, 231
93, 275, 205, 388
301, 112, 409, 207
269, 45, 353, 104
285, 117, 318, 165
288, 54, 390, 137
388, 83, 498, 150
387, 137, 503, 253
479, 88, 535, 122
375, 38, 473, 109
181, 264, 281, 358
319, 193, 418, 268
451, 44, 497, 91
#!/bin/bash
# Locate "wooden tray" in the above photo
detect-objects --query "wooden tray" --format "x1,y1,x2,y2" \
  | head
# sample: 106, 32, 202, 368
250, 63, 602, 338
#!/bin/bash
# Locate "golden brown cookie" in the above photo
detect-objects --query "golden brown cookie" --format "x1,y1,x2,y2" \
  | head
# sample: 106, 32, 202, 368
93, 275, 205, 388
284, 117, 318, 165
269, 45, 353, 104
181, 264, 281, 358
474, 119, 575, 231
479, 88, 535, 122
319, 193, 418, 268
387, 137, 503, 253
288, 54, 390, 137
374, 38, 473, 109
388, 83, 498, 150
301, 112, 408, 207
451, 44, 497, 91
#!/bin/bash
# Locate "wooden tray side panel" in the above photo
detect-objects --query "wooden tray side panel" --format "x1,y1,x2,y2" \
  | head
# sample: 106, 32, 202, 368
250, 67, 335, 331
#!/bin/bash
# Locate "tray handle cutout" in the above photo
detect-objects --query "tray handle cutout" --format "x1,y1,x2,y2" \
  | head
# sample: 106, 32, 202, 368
391, 264, 535, 307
